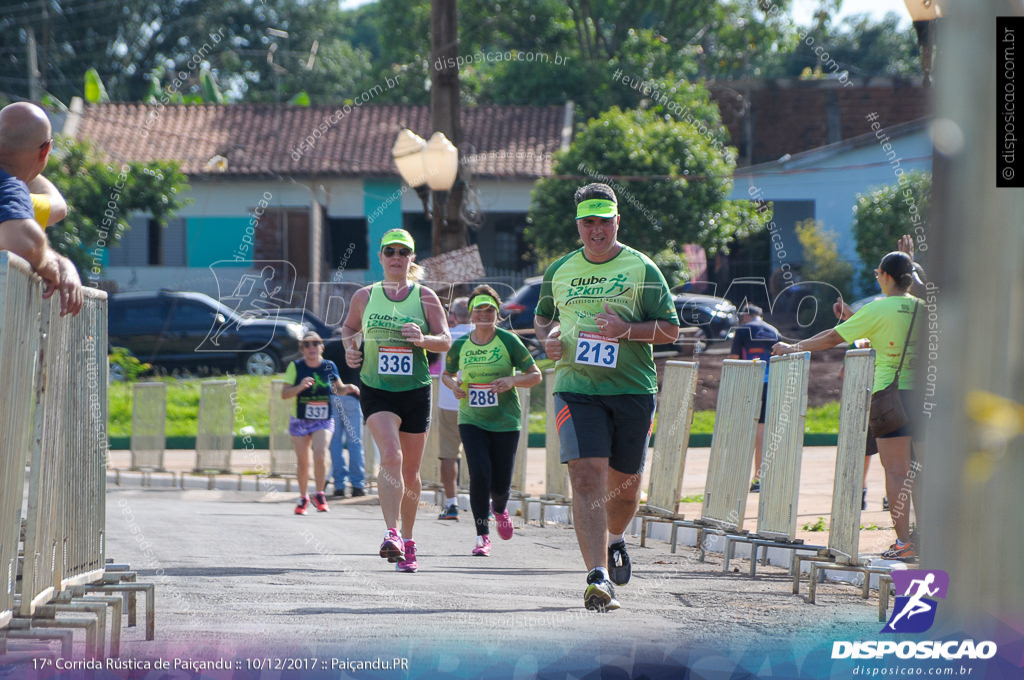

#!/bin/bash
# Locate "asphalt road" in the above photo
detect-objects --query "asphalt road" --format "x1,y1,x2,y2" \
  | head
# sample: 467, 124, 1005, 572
101, 485, 890, 678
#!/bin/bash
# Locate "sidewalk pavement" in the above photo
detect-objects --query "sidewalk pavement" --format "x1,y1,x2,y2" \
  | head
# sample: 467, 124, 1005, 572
107, 445, 900, 555
97, 445, 896, 677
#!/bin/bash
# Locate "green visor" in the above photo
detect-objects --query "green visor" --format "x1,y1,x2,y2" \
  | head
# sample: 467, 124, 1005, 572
380, 228, 415, 251
575, 198, 618, 219
468, 294, 499, 311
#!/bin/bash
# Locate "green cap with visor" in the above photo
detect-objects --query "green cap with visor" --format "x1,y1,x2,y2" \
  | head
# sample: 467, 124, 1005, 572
380, 228, 416, 252
575, 198, 618, 219
468, 294, 499, 311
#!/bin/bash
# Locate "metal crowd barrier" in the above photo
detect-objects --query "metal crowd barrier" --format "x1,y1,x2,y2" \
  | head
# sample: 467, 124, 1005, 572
0, 253, 41, 631
509, 386, 533, 501
420, 376, 443, 499
363, 421, 377, 490
267, 380, 297, 490
126, 382, 172, 486
722, 353, 825, 575
524, 369, 571, 525
3, 262, 151, 658
796, 349, 893, 603
187, 379, 240, 488
671, 360, 764, 556
638, 361, 699, 547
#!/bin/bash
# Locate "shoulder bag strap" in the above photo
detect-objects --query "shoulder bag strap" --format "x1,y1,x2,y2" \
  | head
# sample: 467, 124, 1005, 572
892, 300, 920, 382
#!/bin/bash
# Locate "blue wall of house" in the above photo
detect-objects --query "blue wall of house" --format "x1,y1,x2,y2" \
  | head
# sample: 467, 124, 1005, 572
730, 126, 932, 294
186, 217, 252, 267
363, 180, 404, 279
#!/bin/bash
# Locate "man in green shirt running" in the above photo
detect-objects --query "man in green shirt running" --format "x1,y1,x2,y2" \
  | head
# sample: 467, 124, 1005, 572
534, 183, 680, 611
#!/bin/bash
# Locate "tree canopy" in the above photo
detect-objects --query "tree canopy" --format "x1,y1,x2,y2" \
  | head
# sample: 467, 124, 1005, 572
0, 1, 920, 108
851, 170, 931, 291
43, 138, 191, 279
527, 107, 762, 262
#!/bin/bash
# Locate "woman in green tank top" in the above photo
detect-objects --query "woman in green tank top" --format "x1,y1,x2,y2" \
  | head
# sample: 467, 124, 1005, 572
341, 229, 451, 572
442, 285, 542, 556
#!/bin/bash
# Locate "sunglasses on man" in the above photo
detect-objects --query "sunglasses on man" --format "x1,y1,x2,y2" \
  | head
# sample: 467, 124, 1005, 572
301, 340, 322, 348
382, 247, 412, 258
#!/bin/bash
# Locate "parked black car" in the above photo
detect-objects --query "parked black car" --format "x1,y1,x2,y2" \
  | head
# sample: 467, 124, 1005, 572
498, 277, 737, 355
107, 290, 304, 376
251, 307, 339, 339
674, 292, 738, 342
500, 276, 543, 333
248, 307, 344, 354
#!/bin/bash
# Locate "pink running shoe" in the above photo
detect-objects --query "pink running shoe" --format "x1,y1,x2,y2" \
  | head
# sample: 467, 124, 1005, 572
379, 528, 405, 562
396, 539, 418, 572
493, 504, 514, 540
472, 535, 491, 556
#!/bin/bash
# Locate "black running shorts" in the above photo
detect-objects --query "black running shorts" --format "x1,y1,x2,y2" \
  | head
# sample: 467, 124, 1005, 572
553, 392, 655, 475
360, 383, 432, 434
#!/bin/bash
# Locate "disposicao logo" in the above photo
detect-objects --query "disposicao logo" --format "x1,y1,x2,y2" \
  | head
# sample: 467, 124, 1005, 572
882, 569, 948, 634
831, 569, 998, 661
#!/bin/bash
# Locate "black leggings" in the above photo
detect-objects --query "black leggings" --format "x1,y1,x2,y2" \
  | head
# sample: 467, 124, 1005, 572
458, 424, 520, 536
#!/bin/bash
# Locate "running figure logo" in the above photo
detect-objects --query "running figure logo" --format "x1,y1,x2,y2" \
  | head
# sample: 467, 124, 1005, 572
200, 260, 296, 352
882, 569, 949, 634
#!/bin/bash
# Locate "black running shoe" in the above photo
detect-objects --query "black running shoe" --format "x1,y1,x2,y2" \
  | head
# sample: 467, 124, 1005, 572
584, 570, 620, 612
607, 541, 632, 585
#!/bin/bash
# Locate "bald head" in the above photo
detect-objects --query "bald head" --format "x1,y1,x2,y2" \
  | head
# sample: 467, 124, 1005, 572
0, 103, 53, 181
0, 103, 51, 151
451, 296, 470, 324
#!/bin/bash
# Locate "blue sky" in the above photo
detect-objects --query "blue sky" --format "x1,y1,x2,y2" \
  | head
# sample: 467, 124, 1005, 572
792, 0, 912, 28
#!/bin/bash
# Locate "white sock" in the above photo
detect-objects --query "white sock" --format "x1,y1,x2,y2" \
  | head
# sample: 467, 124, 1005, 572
608, 533, 624, 546
446, 497, 458, 508
476, 536, 486, 546
590, 566, 610, 581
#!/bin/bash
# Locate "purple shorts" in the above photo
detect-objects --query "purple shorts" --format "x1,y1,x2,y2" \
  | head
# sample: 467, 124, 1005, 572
288, 417, 335, 438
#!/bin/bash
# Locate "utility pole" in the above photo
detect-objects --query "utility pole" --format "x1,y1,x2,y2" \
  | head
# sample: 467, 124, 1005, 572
429, 0, 466, 256
927, 0, 1024, 633
27, 29, 41, 102
38, 0, 48, 91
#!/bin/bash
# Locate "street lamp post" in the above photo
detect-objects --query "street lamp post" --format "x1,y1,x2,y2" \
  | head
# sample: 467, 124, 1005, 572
391, 128, 460, 255
391, 0, 466, 258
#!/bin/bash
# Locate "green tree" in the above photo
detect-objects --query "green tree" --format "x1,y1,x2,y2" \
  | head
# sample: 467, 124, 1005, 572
0, 0, 388, 105
44, 138, 191, 279
370, 1, 799, 112
795, 218, 854, 299
851, 171, 931, 291
769, 12, 919, 79
650, 244, 691, 288
559, 0, 797, 79
794, 219, 854, 299
527, 107, 761, 261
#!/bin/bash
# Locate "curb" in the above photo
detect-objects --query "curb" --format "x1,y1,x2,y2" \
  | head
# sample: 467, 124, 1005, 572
108, 433, 840, 450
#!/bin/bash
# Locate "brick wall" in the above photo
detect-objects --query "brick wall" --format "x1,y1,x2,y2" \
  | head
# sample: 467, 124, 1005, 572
710, 80, 929, 166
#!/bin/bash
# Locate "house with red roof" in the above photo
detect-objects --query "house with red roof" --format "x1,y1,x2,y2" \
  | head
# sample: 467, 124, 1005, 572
68, 101, 570, 298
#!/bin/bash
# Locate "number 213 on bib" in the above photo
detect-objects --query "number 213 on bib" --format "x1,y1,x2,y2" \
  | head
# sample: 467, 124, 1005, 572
574, 331, 618, 368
